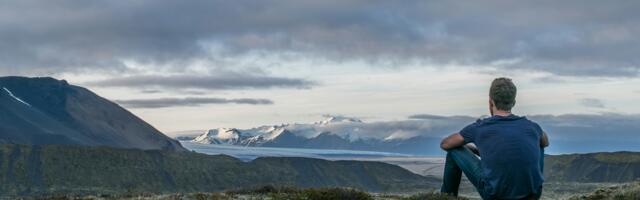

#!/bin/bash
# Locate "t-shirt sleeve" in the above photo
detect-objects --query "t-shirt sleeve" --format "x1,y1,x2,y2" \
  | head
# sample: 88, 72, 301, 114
533, 122, 544, 137
459, 121, 479, 144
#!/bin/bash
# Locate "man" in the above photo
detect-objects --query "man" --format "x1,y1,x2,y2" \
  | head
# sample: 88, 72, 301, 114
440, 77, 549, 200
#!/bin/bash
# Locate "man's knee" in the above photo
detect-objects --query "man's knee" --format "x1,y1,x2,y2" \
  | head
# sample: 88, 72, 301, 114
446, 146, 474, 157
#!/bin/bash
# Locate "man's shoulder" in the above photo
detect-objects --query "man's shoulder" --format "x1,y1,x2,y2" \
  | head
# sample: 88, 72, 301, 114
476, 115, 541, 127
519, 116, 542, 126
521, 117, 544, 132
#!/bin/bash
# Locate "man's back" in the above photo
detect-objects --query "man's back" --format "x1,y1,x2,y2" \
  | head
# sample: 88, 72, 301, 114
460, 114, 544, 199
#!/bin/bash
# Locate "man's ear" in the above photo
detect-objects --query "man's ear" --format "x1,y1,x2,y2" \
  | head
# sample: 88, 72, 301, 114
489, 98, 495, 115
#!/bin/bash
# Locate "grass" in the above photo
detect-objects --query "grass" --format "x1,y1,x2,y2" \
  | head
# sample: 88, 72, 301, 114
569, 182, 640, 200
228, 186, 373, 200
25, 186, 467, 200
402, 193, 468, 200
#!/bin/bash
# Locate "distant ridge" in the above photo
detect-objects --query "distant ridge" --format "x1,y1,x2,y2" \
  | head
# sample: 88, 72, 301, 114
0, 76, 185, 151
545, 151, 640, 182
0, 144, 440, 197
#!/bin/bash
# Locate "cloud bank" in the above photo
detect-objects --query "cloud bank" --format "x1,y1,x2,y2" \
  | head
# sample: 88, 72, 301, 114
115, 97, 274, 108
85, 74, 314, 90
579, 98, 606, 108
1, 0, 639, 77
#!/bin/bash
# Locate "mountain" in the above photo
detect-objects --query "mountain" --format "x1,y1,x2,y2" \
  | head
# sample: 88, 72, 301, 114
189, 116, 446, 155
545, 151, 640, 182
0, 144, 440, 197
315, 116, 364, 125
193, 128, 242, 145
0, 76, 184, 151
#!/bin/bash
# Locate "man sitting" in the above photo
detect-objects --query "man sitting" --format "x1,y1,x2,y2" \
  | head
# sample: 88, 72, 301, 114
440, 77, 549, 200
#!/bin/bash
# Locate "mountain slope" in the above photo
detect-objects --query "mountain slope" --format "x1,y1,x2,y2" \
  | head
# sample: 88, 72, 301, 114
0, 144, 440, 197
545, 152, 640, 182
569, 182, 640, 200
0, 76, 184, 151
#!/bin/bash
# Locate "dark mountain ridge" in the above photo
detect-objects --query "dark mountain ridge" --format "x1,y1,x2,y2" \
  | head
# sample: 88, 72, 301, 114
545, 151, 640, 182
0, 144, 440, 197
0, 76, 184, 151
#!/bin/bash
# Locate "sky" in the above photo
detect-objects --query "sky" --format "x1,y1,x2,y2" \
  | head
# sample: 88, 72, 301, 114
1, 0, 639, 134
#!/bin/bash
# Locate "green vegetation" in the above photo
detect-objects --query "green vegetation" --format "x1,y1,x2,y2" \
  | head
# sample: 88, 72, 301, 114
402, 193, 467, 200
592, 152, 640, 163
0, 144, 439, 197
544, 152, 640, 182
227, 186, 373, 200
26, 187, 467, 200
569, 182, 640, 200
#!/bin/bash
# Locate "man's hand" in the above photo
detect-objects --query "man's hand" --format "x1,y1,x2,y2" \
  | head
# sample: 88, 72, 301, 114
440, 133, 465, 150
540, 132, 549, 148
465, 143, 480, 155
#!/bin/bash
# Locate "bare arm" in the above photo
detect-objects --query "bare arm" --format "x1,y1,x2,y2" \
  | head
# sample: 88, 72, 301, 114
440, 133, 465, 150
540, 132, 549, 148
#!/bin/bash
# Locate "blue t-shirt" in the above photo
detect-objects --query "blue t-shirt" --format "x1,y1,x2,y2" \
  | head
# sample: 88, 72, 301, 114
460, 114, 544, 199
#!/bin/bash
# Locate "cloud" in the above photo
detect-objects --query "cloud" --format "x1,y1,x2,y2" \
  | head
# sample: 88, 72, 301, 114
579, 98, 606, 108
408, 114, 475, 121
140, 90, 162, 94
1, 1, 639, 77
114, 97, 273, 108
84, 74, 314, 90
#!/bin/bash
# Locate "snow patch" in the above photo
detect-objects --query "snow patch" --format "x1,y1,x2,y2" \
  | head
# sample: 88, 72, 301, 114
264, 127, 286, 141
315, 115, 363, 125
192, 128, 242, 145
217, 128, 240, 140
383, 130, 419, 141
2, 87, 31, 107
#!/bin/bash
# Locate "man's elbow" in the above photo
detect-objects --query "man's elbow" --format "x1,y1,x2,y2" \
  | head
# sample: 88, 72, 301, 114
541, 141, 550, 148
440, 141, 451, 150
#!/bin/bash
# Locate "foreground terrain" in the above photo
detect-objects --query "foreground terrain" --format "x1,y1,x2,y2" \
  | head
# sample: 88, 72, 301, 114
568, 182, 640, 200
24, 183, 640, 200
25, 187, 467, 200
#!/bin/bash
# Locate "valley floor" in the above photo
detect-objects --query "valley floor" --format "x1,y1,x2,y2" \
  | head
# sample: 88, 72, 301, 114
181, 141, 446, 177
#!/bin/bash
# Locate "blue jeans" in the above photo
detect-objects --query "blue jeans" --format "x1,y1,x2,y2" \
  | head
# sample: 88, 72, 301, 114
440, 147, 544, 200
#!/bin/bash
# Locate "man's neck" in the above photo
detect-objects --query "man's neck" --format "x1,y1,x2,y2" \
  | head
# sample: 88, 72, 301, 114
492, 110, 512, 117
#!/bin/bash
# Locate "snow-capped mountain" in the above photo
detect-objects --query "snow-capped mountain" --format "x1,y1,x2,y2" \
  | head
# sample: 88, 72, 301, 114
188, 115, 471, 155
193, 128, 242, 145
315, 115, 363, 125
191, 116, 361, 146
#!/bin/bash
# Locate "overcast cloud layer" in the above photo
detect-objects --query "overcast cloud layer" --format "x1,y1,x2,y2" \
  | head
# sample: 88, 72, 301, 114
85, 74, 313, 90
115, 97, 274, 108
1, 0, 639, 77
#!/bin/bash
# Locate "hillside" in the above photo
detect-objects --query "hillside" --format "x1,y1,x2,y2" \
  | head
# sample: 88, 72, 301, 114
0, 144, 440, 197
545, 152, 640, 182
569, 182, 640, 200
0, 76, 184, 151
